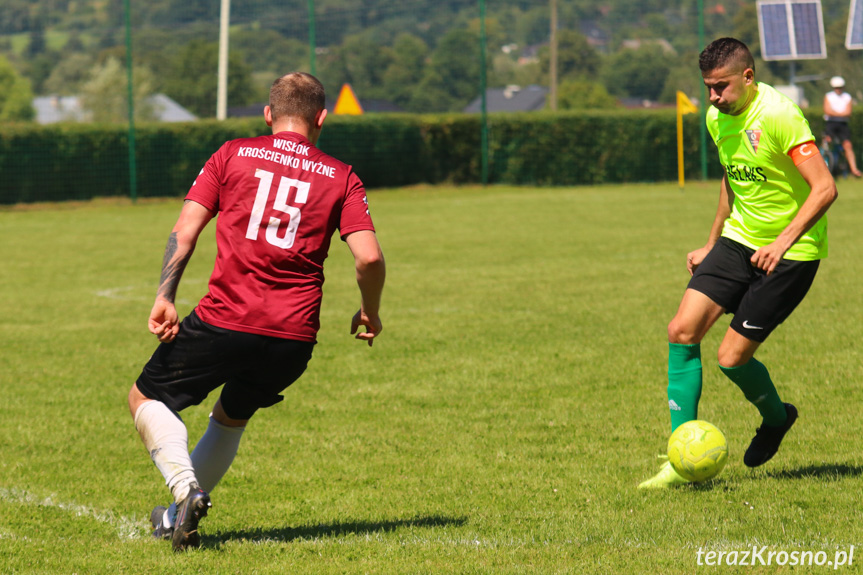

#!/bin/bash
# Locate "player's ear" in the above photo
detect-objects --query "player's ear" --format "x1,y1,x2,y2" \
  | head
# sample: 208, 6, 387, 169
743, 67, 754, 85
315, 108, 327, 129
264, 105, 274, 127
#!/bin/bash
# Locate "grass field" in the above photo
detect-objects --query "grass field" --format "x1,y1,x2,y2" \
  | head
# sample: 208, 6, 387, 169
2, 181, 863, 573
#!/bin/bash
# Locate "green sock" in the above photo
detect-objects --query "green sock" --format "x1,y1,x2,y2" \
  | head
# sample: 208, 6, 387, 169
719, 358, 787, 426
667, 343, 702, 433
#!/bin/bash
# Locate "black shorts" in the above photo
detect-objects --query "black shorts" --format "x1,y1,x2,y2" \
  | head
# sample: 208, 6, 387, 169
687, 237, 820, 343
136, 309, 316, 420
824, 120, 851, 144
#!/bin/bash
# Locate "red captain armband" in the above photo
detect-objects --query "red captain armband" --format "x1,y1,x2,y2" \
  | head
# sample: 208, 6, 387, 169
788, 141, 818, 166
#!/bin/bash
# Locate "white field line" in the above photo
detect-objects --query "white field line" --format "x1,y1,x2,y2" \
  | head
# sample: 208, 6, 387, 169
2, 485, 854, 552
230, 532, 860, 551
0, 527, 28, 541
0, 487, 145, 540
94, 284, 195, 306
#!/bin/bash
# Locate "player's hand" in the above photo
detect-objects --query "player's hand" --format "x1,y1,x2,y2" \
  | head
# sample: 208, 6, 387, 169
148, 298, 179, 343
686, 246, 711, 276
750, 242, 787, 275
351, 309, 382, 347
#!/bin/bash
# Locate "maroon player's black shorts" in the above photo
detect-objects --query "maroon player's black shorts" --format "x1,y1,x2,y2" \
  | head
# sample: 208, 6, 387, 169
687, 237, 820, 343
136, 309, 315, 420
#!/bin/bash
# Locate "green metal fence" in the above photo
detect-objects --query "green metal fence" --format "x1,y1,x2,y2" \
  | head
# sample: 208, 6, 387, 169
1, 0, 860, 203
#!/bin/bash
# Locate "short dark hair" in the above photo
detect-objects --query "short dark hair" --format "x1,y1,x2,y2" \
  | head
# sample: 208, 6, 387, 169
699, 37, 755, 74
269, 72, 326, 128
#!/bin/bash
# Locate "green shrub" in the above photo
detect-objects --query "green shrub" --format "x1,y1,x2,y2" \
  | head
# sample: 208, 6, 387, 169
0, 108, 840, 204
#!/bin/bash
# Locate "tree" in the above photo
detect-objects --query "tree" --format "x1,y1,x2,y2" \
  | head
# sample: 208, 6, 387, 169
43, 53, 97, 96
601, 43, 674, 101
490, 53, 542, 90
161, 39, 259, 117
538, 29, 601, 82
731, 2, 761, 53
557, 79, 617, 109
0, 0, 30, 34
512, 6, 551, 47
64, 33, 85, 53
79, 57, 157, 123
412, 27, 482, 112
230, 27, 308, 99
337, 31, 394, 99
24, 53, 57, 95
381, 33, 429, 109
25, 19, 47, 58
410, 69, 465, 114
658, 60, 703, 105
0, 55, 35, 122
232, 28, 308, 76
165, 0, 216, 24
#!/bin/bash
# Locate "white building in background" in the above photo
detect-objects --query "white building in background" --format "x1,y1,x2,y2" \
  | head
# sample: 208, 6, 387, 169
774, 85, 808, 108
32, 94, 197, 124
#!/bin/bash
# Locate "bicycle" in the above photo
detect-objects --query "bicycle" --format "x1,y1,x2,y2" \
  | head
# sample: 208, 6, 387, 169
820, 135, 848, 178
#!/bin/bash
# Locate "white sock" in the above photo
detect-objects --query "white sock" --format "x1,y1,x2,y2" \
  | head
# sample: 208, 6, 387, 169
190, 414, 245, 493
163, 502, 177, 529
158, 414, 246, 529
134, 401, 197, 504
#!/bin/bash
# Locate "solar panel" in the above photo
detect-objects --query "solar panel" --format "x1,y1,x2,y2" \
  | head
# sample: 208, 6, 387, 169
847, 0, 863, 49
757, 0, 827, 60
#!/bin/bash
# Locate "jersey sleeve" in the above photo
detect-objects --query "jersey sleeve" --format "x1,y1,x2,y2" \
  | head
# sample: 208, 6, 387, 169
184, 144, 227, 212
338, 170, 375, 240
771, 101, 816, 156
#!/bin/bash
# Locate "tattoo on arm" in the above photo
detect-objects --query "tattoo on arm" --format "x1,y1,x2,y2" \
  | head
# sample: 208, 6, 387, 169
157, 232, 193, 303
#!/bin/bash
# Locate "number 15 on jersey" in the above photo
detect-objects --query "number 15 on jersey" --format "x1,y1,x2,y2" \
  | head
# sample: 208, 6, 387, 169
246, 169, 310, 249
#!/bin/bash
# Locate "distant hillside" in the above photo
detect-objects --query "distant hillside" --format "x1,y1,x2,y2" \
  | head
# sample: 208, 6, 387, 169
2, 0, 861, 116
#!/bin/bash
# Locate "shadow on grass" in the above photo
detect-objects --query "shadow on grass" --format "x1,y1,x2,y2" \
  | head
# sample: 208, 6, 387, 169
208, 514, 468, 546
686, 478, 732, 492
763, 462, 863, 481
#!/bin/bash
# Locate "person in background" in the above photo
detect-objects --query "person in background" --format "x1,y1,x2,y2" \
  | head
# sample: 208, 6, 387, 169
823, 75, 862, 177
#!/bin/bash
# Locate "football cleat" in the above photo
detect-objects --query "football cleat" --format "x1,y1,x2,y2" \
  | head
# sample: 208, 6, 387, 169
150, 505, 173, 540
171, 483, 211, 551
638, 455, 690, 489
743, 403, 798, 468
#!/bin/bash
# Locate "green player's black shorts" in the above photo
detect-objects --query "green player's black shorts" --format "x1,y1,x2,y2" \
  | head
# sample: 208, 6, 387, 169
136, 309, 315, 420
688, 237, 820, 343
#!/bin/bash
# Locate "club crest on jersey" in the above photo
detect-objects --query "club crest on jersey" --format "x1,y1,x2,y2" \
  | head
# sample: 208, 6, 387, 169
745, 129, 762, 154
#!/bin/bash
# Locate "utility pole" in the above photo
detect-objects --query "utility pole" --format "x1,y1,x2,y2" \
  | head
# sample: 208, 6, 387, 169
480, 0, 488, 184
308, 0, 316, 75
217, 0, 230, 120
550, 0, 558, 110
123, 0, 137, 201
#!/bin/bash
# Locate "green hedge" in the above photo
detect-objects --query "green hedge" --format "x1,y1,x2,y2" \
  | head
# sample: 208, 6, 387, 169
0, 109, 843, 204
0, 120, 263, 204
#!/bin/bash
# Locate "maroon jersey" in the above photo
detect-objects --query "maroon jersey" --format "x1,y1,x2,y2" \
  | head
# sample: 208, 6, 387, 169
185, 131, 375, 341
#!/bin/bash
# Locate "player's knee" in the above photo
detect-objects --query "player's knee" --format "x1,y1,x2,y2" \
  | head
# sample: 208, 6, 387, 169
212, 399, 251, 428
667, 318, 699, 344
716, 347, 749, 368
128, 383, 150, 419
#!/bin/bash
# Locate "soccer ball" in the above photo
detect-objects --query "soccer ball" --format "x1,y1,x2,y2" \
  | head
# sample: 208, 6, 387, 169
667, 420, 728, 482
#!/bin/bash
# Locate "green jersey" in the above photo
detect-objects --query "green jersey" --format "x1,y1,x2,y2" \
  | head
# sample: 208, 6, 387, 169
706, 82, 826, 261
